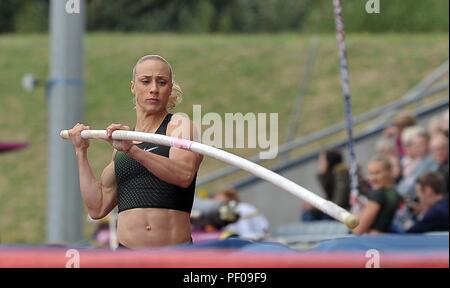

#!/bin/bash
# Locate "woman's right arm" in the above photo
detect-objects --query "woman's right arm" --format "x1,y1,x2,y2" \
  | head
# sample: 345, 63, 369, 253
76, 151, 118, 219
69, 123, 118, 220
352, 200, 380, 235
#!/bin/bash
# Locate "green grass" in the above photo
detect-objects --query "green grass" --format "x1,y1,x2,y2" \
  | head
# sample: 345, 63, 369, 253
0, 33, 448, 244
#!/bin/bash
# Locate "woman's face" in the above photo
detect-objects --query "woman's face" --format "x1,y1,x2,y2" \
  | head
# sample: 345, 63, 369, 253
367, 160, 392, 190
318, 153, 328, 173
430, 135, 449, 165
131, 59, 172, 114
411, 135, 429, 158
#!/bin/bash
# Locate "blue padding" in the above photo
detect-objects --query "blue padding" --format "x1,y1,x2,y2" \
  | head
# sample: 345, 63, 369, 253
173, 238, 297, 253
234, 241, 298, 253
175, 234, 449, 254
309, 234, 449, 252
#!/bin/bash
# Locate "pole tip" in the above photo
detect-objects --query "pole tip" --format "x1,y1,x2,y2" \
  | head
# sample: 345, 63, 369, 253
60, 130, 69, 139
345, 215, 359, 229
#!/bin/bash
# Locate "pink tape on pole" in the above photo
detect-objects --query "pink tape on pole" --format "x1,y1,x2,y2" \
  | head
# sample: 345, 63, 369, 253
171, 138, 193, 150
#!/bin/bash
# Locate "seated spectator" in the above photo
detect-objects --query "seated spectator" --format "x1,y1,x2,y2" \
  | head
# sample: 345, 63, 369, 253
301, 149, 350, 221
429, 132, 449, 192
91, 217, 112, 248
427, 116, 445, 138
190, 197, 240, 232
353, 156, 401, 235
407, 172, 449, 233
392, 132, 448, 232
375, 137, 402, 182
383, 111, 416, 157
214, 188, 269, 240
397, 126, 436, 199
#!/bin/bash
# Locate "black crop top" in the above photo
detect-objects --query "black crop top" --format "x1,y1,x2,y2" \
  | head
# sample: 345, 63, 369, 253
114, 113, 196, 213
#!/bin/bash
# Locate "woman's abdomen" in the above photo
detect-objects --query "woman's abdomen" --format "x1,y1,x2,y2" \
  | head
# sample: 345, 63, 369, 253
117, 207, 191, 248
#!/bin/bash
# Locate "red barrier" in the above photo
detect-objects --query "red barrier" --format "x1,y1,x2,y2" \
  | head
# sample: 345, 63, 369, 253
0, 248, 447, 268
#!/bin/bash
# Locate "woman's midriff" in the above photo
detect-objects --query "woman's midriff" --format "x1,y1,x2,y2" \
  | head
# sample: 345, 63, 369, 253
117, 207, 192, 248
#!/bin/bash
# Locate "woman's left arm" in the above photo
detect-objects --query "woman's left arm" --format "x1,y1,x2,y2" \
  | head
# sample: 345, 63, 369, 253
127, 116, 203, 188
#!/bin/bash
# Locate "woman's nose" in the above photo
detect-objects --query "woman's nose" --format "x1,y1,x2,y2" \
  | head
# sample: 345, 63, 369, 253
149, 80, 159, 93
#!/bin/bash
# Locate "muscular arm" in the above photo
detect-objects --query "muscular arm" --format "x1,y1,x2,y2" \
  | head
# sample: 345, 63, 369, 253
76, 150, 118, 219
126, 116, 203, 188
353, 200, 380, 235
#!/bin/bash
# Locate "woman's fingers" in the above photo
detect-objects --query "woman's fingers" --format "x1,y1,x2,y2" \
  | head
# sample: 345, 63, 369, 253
106, 124, 131, 138
104, 124, 133, 152
68, 123, 90, 150
69, 123, 83, 138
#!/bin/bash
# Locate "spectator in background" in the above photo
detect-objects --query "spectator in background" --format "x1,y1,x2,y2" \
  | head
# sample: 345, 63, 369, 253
407, 172, 449, 233
397, 126, 436, 199
91, 217, 111, 248
301, 149, 350, 221
400, 126, 428, 178
214, 188, 269, 240
427, 116, 444, 137
383, 111, 416, 157
353, 156, 401, 235
429, 133, 449, 192
392, 127, 439, 232
375, 137, 402, 182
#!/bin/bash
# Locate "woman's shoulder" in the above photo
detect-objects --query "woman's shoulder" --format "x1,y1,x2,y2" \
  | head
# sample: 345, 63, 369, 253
168, 113, 192, 124
166, 114, 196, 139
367, 188, 386, 203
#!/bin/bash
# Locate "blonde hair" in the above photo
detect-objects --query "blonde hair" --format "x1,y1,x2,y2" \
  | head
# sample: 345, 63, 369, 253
132, 55, 183, 111
401, 125, 427, 146
369, 155, 392, 171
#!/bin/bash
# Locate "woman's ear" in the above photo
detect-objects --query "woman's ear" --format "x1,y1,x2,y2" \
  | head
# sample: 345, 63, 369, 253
130, 80, 135, 94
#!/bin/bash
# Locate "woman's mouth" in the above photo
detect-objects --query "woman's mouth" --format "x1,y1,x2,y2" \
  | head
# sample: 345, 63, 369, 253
145, 98, 160, 103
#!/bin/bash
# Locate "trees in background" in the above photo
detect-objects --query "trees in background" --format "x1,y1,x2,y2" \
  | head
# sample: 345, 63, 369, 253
0, 0, 448, 34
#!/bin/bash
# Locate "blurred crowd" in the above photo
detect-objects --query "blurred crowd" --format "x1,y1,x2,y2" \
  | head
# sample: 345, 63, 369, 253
302, 109, 449, 235
190, 188, 270, 241
192, 109, 448, 241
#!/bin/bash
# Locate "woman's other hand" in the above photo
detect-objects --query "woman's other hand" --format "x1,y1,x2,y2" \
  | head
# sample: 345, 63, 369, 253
105, 123, 134, 152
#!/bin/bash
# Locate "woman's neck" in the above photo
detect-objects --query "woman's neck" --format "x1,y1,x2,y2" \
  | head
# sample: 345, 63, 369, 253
383, 182, 395, 190
135, 110, 168, 133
